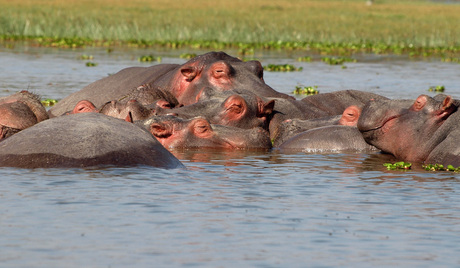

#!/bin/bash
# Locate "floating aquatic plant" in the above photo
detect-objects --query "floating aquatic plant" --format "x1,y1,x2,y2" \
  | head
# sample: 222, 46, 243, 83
428, 85, 445, 92
292, 86, 319, 95
321, 56, 356, 65
422, 164, 460, 172
85, 62, 98, 67
383, 161, 412, 170
180, 53, 197, 59
263, 64, 303, 72
41, 98, 58, 107
77, 54, 93, 60
441, 57, 460, 63
138, 55, 162, 62
297, 56, 312, 62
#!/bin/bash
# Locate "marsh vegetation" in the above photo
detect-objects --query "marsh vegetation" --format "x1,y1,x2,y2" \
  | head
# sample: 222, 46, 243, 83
1, 0, 459, 58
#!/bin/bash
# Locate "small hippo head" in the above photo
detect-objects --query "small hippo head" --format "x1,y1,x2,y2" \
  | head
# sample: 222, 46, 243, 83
138, 115, 272, 150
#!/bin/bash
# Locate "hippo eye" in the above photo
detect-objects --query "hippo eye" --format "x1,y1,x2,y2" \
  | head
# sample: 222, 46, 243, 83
195, 124, 208, 133
193, 120, 211, 135
226, 104, 243, 114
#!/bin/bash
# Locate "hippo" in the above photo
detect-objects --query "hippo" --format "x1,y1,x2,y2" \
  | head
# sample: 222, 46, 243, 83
357, 94, 460, 166
0, 113, 184, 169
48, 51, 291, 117
154, 89, 275, 130
137, 115, 272, 150
272, 105, 362, 147
0, 90, 49, 122
0, 102, 38, 140
277, 125, 377, 152
267, 90, 387, 139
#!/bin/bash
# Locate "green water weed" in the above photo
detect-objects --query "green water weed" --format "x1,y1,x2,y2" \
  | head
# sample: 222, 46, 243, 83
428, 85, 445, 92
263, 64, 302, 72
383, 161, 412, 170
293, 86, 319, 95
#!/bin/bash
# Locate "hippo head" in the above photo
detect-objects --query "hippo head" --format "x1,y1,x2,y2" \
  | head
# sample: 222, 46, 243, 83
154, 89, 275, 130
138, 115, 272, 150
155, 51, 292, 105
72, 99, 155, 122
0, 90, 48, 122
358, 95, 457, 163
0, 102, 38, 140
98, 99, 155, 121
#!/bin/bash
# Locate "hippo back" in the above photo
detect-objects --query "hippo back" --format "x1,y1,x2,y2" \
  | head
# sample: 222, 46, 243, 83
48, 64, 178, 117
0, 113, 184, 169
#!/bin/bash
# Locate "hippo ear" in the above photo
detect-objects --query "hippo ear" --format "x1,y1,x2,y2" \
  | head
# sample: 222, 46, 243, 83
149, 122, 172, 138
72, 100, 97, 114
339, 105, 361, 126
124, 112, 133, 123
411, 95, 428, 111
258, 99, 275, 117
180, 66, 198, 82
223, 95, 247, 119
438, 95, 456, 118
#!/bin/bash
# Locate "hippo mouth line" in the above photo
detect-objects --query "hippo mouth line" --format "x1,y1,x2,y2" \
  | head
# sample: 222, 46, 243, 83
360, 115, 399, 133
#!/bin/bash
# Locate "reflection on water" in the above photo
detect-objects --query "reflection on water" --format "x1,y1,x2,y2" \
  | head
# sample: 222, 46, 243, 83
0, 46, 460, 267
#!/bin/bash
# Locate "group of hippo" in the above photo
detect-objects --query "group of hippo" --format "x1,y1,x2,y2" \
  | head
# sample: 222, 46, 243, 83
1, 51, 459, 169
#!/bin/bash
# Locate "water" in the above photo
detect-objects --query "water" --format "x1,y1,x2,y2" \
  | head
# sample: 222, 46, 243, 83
1, 46, 460, 267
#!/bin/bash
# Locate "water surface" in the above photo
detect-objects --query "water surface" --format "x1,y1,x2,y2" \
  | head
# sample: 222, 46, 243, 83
1, 46, 459, 267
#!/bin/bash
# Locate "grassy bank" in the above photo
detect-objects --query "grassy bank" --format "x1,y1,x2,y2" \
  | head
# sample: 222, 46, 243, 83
1, 0, 460, 57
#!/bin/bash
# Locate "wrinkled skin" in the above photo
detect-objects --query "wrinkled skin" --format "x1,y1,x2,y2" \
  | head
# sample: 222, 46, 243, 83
154, 89, 275, 130
48, 64, 178, 117
0, 113, 184, 169
278, 125, 377, 152
272, 105, 362, 147
0, 90, 49, 122
0, 102, 38, 140
137, 115, 272, 150
151, 51, 293, 105
358, 94, 460, 166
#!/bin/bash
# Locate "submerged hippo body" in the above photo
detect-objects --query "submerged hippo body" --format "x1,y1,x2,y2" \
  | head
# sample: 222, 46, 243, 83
278, 125, 376, 152
358, 94, 460, 166
272, 105, 362, 147
267, 90, 386, 140
0, 113, 184, 169
300, 90, 388, 115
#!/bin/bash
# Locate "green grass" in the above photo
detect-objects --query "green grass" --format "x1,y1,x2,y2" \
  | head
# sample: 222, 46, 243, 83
1, 0, 460, 56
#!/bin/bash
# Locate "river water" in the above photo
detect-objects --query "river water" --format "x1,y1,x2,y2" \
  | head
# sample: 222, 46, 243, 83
1, 46, 459, 267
